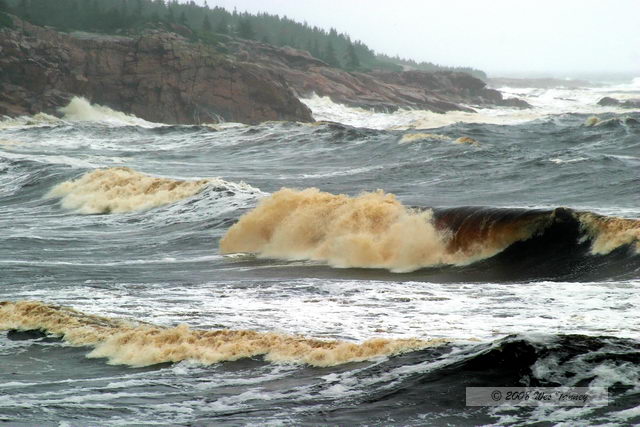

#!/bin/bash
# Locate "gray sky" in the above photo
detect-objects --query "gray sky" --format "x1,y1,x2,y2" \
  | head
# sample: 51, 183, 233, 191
191, 0, 640, 77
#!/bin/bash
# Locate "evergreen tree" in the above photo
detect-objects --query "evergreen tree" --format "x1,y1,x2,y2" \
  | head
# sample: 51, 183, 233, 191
310, 39, 320, 59
237, 18, 255, 39
105, 7, 122, 31
323, 40, 340, 67
3, 0, 485, 75
215, 14, 228, 34
118, 0, 128, 27
0, 0, 9, 12
202, 14, 211, 32
276, 28, 289, 46
19, 0, 31, 21
165, 6, 175, 23
344, 42, 360, 70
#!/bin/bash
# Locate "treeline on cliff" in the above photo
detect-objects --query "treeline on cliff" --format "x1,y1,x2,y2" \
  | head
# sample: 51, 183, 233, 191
1, 0, 485, 78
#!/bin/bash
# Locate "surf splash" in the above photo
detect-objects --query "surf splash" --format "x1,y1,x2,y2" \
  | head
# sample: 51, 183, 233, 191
221, 188, 458, 272
58, 97, 159, 127
47, 167, 243, 214
220, 188, 640, 273
0, 301, 443, 367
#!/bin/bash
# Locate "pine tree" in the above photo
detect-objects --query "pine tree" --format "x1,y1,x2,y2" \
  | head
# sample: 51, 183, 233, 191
237, 18, 255, 39
166, 6, 175, 23
323, 40, 340, 67
310, 39, 320, 59
344, 42, 360, 70
215, 14, 228, 34
19, 0, 31, 21
202, 14, 211, 32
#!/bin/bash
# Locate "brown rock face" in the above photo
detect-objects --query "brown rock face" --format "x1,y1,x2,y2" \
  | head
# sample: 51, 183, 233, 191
0, 16, 312, 124
226, 39, 531, 113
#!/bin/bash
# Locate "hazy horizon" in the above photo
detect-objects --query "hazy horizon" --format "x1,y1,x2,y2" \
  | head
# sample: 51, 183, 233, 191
189, 0, 639, 79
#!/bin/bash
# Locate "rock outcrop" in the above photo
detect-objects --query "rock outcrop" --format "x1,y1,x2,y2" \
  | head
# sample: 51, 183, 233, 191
0, 14, 530, 124
0, 16, 312, 124
597, 97, 640, 109
226, 38, 530, 113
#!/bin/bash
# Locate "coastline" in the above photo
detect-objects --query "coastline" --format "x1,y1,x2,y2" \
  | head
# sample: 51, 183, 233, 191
0, 14, 528, 125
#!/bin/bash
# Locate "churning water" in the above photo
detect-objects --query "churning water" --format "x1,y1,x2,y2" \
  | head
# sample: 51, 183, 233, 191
1, 82, 639, 426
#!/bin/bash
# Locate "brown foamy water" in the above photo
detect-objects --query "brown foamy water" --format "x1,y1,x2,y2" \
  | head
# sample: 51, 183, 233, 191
219, 188, 543, 272
0, 301, 446, 367
578, 212, 640, 255
47, 167, 211, 214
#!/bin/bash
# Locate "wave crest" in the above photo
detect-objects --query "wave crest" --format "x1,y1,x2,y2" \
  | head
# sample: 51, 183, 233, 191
220, 189, 640, 273
220, 188, 515, 272
47, 167, 248, 214
0, 301, 443, 367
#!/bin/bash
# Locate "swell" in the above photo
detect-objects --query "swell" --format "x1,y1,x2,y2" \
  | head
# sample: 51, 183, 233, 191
0, 301, 445, 367
303, 334, 640, 425
46, 167, 258, 214
220, 188, 640, 275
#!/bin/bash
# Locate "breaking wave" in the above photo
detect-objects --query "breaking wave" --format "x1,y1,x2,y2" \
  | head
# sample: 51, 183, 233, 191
220, 188, 640, 274
0, 112, 61, 129
58, 97, 160, 127
0, 97, 158, 128
47, 167, 256, 214
0, 301, 444, 367
221, 188, 458, 272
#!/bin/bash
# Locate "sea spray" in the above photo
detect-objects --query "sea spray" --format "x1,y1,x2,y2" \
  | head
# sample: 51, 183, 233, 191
58, 97, 159, 127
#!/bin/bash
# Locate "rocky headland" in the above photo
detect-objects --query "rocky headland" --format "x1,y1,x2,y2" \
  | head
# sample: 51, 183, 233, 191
0, 14, 529, 124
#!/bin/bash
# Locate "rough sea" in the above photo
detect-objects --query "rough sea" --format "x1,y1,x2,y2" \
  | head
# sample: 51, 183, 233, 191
1, 79, 639, 426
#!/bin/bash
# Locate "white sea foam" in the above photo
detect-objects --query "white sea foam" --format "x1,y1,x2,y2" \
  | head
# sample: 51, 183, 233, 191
301, 80, 640, 130
0, 112, 62, 129
549, 157, 588, 164
59, 97, 161, 127
0, 97, 161, 129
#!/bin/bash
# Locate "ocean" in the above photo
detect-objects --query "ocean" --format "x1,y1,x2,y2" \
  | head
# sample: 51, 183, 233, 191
1, 80, 639, 426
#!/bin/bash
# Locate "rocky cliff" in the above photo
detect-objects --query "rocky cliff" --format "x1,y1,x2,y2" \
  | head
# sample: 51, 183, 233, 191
0, 15, 312, 124
1, 15, 528, 124
226, 39, 530, 113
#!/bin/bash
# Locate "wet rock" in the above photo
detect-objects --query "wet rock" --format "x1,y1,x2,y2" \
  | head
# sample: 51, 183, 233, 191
597, 97, 640, 108
598, 97, 621, 107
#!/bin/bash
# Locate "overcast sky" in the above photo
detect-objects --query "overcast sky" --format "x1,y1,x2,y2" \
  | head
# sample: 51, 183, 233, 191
190, 0, 639, 77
